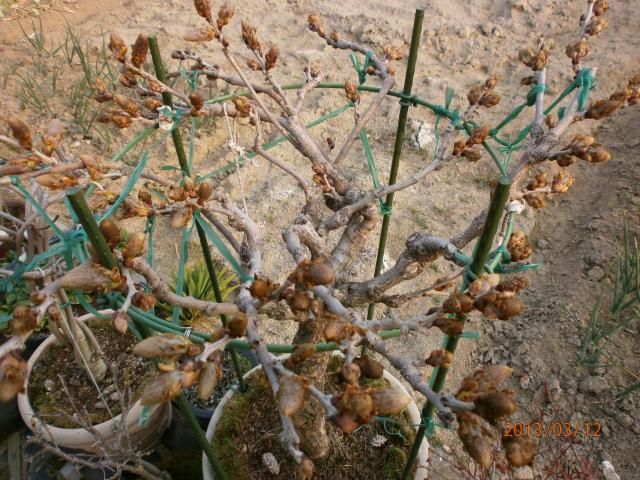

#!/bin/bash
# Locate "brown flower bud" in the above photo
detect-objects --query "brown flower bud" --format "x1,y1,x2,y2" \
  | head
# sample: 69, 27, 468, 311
344, 79, 360, 104
133, 333, 192, 358
585, 99, 623, 120
108, 33, 128, 63
287, 290, 310, 312
524, 192, 546, 209
545, 113, 558, 128
555, 153, 577, 167
140, 370, 184, 405
551, 171, 574, 193
299, 260, 335, 286
527, 172, 548, 190
462, 147, 482, 162
0, 354, 27, 402
503, 434, 537, 467
354, 355, 383, 379
241, 20, 261, 52
278, 375, 306, 416
217, 2, 235, 29
233, 96, 252, 116
198, 351, 222, 400
479, 92, 501, 108
131, 34, 149, 68
265, 46, 279, 70
467, 85, 484, 105
132, 291, 157, 310
249, 276, 276, 302
189, 93, 205, 112
194, 0, 212, 24
485, 75, 498, 90
143, 98, 163, 112
285, 343, 316, 368
496, 275, 529, 293
593, 0, 609, 16
8, 117, 32, 150
467, 126, 490, 146
586, 17, 608, 36
585, 144, 611, 163
184, 26, 216, 42
452, 139, 467, 156
36, 173, 77, 190
171, 207, 193, 229
10, 305, 37, 335
520, 76, 535, 86
225, 313, 247, 338
443, 292, 474, 314
473, 391, 516, 424
100, 219, 121, 248
383, 45, 404, 61
340, 362, 361, 384
123, 232, 145, 263
425, 349, 454, 368
518, 47, 535, 68
307, 14, 325, 37
323, 321, 348, 342
112, 311, 129, 334
370, 387, 411, 416
111, 113, 133, 129
457, 411, 493, 469
565, 39, 590, 64
434, 316, 464, 336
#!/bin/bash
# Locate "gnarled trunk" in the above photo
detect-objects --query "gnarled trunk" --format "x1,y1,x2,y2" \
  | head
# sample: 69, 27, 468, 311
291, 315, 331, 460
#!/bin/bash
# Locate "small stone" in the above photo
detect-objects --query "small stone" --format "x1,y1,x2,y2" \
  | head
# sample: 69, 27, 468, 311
602, 461, 621, 480
586, 266, 605, 282
371, 434, 387, 447
412, 121, 435, 150
262, 452, 279, 475
94, 401, 107, 410
519, 374, 531, 390
44, 379, 55, 392
109, 392, 121, 402
578, 376, 608, 394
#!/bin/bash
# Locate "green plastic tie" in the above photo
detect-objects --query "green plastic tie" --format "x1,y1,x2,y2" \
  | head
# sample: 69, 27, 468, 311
350, 51, 373, 85
360, 128, 391, 216
172, 224, 193, 325
577, 68, 594, 112
100, 151, 150, 222
193, 212, 251, 282
526, 83, 546, 106
138, 405, 152, 427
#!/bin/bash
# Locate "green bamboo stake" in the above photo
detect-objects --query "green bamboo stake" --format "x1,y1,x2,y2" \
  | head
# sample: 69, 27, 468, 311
65, 188, 117, 270
400, 175, 512, 480
367, 8, 424, 321
148, 35, 190, 176
194, 217, 247, 392
175, 392, 228, 479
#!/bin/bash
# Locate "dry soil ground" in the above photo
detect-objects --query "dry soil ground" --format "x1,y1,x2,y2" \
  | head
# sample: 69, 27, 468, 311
0, 0, 638, 478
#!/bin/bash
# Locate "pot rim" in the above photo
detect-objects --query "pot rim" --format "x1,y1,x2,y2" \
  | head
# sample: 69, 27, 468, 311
17, 328, 153, 448
202, 352, 429, 480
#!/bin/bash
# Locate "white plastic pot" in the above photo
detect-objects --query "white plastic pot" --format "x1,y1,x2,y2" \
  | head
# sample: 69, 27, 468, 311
18, 331, 171, 455
203, 353, 429, 479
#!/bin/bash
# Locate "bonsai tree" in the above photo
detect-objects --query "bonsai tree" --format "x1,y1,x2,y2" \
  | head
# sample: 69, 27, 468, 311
1, 0, 636, 476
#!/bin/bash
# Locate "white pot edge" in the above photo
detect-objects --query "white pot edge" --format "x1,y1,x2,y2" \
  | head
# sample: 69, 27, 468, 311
17, 329, 158, 450
202, 353, 429, 479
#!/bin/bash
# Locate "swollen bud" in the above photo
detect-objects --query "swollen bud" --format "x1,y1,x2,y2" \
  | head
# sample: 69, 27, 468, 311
278, 375, 306, 416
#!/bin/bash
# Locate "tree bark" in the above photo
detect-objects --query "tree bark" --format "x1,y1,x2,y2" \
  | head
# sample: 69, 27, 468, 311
291, 313, 331, 460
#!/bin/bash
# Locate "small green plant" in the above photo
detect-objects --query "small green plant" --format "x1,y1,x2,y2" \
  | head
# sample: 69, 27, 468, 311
169, 260, 239, 326
578, 226, 640, 367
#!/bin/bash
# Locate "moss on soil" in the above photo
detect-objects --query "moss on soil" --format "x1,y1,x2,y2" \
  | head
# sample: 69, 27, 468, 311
212, 355, 417, 479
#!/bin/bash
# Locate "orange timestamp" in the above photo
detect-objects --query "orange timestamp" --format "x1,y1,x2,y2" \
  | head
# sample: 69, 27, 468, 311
503, 421, 602, 438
